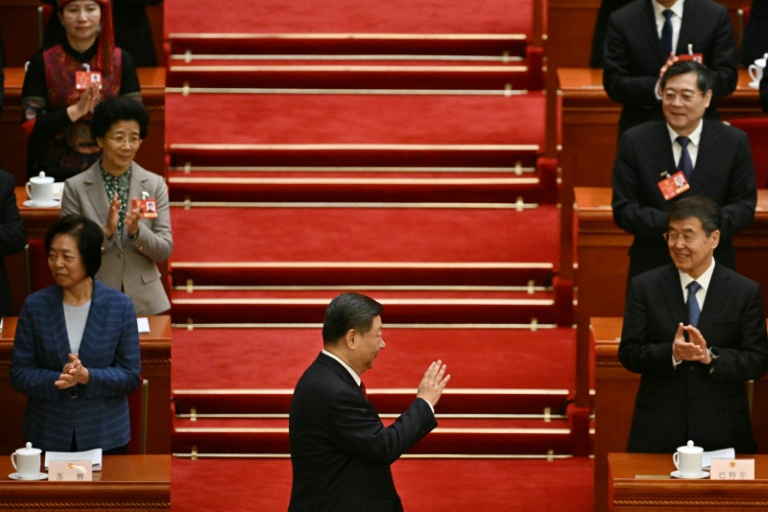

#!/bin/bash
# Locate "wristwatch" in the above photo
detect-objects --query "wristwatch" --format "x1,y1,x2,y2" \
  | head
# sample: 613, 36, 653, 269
708, 346, 722, 366
128, 225, 141, 240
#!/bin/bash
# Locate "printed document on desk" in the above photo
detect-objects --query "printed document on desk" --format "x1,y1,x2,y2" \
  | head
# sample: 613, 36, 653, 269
45, 448, 103, 471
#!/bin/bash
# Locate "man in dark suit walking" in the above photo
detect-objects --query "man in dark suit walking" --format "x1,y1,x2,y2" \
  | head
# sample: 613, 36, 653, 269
619, 196, 768, 453
603, 0, 737, 133
288, 292, 450, 512
612, 60, 755, 280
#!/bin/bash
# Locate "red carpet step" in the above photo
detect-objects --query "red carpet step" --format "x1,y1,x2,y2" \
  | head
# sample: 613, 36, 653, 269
170, 205, 560, 279
170, 288, 560, 325
171, 326, 577, 412
165, 0, 539, 54
167, 158, 558, 204
171, 416, 574, 456
166, 53, 543, 91
164, 91, 547, 169
171, 457, 594, 511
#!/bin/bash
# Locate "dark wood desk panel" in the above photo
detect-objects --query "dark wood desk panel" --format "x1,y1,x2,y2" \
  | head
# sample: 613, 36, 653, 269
0, 67, 166, 186
0, 455, 170, 511
610, 453, 768, 511
0, 315, 171, 455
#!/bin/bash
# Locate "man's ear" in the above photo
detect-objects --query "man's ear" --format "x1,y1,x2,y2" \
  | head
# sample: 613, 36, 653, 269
344, 329, 357, 350
710, 229, 720, 249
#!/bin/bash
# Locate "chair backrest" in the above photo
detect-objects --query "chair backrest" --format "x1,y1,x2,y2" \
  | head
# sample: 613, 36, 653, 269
728, 117, 768, 189
25, 238, 54, 295
127, 378, 149, 454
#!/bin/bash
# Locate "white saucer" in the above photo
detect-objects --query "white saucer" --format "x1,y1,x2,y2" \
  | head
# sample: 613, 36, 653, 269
9, 472, 47, 480
23, 199, 60, 208
670, 470, 709, 479
748, 81, 760, 89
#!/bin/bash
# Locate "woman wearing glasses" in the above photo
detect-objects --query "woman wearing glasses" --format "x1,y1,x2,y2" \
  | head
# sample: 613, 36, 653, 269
61, 97, 172, 316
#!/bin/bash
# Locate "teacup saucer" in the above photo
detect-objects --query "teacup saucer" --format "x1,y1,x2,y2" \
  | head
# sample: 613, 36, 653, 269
748, 81, 760, 89
22, 199, 60, 208
9, 472, 47, 480
670, 470, 709, 479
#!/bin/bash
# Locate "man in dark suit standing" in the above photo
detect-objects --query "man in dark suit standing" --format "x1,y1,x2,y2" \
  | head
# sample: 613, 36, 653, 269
740, 0, 768, 68
288, 292, 450, 512
0, 169, 26, 316
619, 196, 768, 453
603, 0, 737, 134
612, 60, 755, 280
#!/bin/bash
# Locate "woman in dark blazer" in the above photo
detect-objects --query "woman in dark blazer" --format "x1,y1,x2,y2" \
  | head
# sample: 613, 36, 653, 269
10, 215, 140, 453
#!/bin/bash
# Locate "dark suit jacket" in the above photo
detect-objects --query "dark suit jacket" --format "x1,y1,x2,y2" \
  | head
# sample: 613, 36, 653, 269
603, 0, 738, 133
288, 353, 436, 512
0, 170, 26, 316
761, 73, 768, 113
10, 280, 141, 452
612, 119, 756, 278
619, 263, 768, 453
740, 0, 768, 67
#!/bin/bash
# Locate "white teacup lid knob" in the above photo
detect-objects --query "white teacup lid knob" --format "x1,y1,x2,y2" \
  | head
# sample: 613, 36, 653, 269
26, 442, 32, 450
37, 172, 45, 179
687, 440, 694, 448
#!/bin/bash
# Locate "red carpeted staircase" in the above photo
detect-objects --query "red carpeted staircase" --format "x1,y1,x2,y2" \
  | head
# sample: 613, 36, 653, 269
165, 0, 592, 509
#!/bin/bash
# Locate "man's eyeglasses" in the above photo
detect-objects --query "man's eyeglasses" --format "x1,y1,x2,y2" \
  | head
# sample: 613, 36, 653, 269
662, 90, 703, 103
663, 231, 706, 244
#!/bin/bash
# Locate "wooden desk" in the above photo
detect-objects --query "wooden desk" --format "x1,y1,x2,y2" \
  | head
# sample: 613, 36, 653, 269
0, 315, 171, 455
0, 67, 166, 187
594, 318, 768, 512
609, 453, 768, 511
0, 455, 170, 511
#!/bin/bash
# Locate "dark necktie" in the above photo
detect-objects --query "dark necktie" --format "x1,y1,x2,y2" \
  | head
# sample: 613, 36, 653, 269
360, 381, 369, 401
661, 9, 674, 57
687, 281, 701, 327
676, 136, 694, 180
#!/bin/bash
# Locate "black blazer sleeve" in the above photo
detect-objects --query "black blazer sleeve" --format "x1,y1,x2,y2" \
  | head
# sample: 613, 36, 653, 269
0, 171, 26, 257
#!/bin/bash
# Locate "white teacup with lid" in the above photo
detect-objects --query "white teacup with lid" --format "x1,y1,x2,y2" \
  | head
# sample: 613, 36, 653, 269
26, 171, 55, 206
11, 442, 42, 480
748, 53, 767, 87
673, 440, 704, 478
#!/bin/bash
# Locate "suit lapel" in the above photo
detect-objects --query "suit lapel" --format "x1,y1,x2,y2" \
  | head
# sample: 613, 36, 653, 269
689, 121, 717, 190
696, 264, 729, 333
649, 123, 677, 177
676, 0, 699, 56
84, 166, 110, 227
640, 1, 666, 60
76, 282, 105, 359
659, 265, 688, 324
46, 288, 73, 362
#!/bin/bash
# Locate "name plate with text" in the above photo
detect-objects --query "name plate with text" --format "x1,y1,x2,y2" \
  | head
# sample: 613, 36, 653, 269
48, 459, 93, 481
710, 459, 755, 480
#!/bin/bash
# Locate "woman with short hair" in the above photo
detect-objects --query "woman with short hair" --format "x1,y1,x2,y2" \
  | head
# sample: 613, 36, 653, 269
10, 214, 141, 453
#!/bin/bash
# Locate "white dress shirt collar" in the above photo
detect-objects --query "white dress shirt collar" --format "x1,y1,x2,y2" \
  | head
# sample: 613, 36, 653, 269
678, 257, 715, 306
322, 349, 361, 386
653, 0, 684, 22
667, 118, 703, 147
